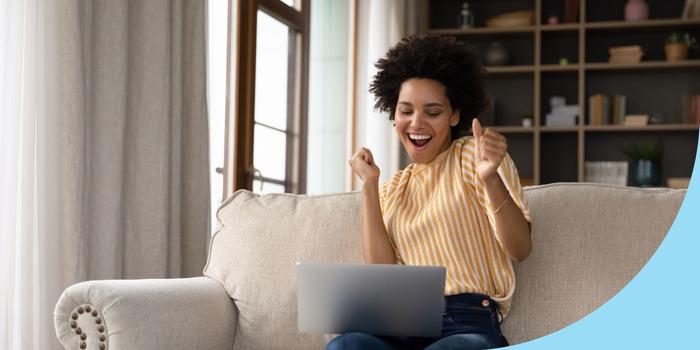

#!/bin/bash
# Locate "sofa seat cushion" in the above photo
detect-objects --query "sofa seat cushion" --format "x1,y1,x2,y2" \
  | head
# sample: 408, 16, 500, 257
204, 190, 363, 350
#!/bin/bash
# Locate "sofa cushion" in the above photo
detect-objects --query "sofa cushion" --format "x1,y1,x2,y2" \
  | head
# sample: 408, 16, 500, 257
502, 183, 685, 344
204, 190, 363, 350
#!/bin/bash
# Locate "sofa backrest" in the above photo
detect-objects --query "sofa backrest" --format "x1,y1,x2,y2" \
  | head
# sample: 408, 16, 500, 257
502, 183, 684, 344
204, 183, 685, 349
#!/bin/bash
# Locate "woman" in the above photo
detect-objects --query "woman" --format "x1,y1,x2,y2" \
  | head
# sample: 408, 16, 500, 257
328, 35, 532, 350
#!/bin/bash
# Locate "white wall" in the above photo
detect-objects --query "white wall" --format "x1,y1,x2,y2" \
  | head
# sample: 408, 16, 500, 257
306, 0, 351, 194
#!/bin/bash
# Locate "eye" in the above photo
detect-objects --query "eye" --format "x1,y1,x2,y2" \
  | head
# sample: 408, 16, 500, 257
426, 110, 442, 117
399, 110, 413, 116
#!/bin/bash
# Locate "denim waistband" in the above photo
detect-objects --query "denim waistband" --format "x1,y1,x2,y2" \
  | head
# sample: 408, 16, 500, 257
443, 293, 503, 324
445, 293, 495, 305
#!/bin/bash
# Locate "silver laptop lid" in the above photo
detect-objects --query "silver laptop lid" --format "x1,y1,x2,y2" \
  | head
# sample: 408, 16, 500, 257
296, 262, 446, 337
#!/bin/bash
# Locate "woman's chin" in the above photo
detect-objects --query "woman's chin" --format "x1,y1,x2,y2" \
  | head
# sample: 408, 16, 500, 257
406, 148, 434, 164
402, 139, 439, 164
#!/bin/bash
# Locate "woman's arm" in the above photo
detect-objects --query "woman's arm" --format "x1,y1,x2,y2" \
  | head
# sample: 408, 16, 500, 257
349, 148, 397, 264
360, 180, 397, 264
472, 119, 532, 262
481, 175, 532, 262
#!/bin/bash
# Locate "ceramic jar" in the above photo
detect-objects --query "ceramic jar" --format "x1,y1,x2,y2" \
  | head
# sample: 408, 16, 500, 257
625, 0, 649, 21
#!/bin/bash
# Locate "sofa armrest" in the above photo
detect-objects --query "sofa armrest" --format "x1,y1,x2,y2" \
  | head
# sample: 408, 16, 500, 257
54, 277, 236, 350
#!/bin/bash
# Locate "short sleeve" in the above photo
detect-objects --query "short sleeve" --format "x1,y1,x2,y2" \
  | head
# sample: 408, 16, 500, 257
378, 178, 390, 215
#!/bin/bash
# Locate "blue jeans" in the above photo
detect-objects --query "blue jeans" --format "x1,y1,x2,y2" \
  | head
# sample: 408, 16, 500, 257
326, 293, 508, 350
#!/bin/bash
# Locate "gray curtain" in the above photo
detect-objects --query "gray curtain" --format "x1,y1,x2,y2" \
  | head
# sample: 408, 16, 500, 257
58, 0, 209, 283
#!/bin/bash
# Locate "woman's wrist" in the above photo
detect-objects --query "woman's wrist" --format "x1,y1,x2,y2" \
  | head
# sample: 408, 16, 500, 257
362, 177, 380, 190
480, 172, 501, 188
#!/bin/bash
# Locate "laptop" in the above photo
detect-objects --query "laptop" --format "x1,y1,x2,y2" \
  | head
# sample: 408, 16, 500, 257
295, 262, 446, 337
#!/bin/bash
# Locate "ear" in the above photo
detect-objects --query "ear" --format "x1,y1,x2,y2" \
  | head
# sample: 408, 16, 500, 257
450, 110, 460, 127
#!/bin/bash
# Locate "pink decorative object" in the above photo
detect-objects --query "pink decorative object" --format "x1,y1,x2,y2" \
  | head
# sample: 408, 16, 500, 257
548, 15, 559, 24
625, 0, 649, 21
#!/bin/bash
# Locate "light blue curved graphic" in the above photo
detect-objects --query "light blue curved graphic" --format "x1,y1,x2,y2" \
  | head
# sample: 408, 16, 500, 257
511, 133, 700, 349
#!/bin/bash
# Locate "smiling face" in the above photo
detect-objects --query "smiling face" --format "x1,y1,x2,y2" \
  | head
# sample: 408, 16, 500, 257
394, 78, 460, 164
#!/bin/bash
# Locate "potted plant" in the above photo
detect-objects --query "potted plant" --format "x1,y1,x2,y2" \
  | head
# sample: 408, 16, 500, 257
665, 30, 689, 61
622, 141, 663, 187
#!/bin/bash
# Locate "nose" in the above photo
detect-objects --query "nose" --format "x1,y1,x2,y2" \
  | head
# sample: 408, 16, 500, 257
409, 112, 426, 129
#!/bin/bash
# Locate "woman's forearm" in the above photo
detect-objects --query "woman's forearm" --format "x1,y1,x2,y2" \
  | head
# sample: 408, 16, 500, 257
482, 175, 532, 262
361, 180, 397, 264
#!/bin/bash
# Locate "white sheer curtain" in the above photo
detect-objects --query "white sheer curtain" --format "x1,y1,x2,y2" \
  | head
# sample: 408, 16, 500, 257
0, 0, 64, 349
1, 1, 210, 349
354, 0, 424, 186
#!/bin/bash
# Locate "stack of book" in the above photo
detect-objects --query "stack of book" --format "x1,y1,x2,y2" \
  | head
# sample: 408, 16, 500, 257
608, 45, 643, 64
588, 94, 626, 125
667, 177, 690, 189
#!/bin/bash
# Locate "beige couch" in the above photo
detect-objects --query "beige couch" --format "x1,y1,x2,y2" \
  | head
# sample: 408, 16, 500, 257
54, 183, 685, 350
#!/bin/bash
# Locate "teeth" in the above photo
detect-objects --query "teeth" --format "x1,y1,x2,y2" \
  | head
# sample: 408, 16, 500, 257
408, 134, 431, 140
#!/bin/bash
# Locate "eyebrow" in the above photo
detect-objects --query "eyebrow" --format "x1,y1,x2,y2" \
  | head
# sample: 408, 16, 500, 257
398, 102, 445, 108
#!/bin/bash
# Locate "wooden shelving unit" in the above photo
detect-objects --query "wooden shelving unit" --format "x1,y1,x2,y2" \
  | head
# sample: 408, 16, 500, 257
424, 0, 699, 186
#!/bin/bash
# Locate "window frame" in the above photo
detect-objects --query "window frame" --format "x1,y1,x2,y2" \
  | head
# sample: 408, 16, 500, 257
224, 0, 310, 197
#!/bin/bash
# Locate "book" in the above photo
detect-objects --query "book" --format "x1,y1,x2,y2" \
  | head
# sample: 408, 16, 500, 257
601, 95, 610, 125
691, 95, 700, 124
624, 114, 649, 126
609, 45, 643, 63
609, 45, 642, 55
609, 53, 643, 64
589, 94, 628, 125
611, 95, 626, 125
589, 94, 598, 125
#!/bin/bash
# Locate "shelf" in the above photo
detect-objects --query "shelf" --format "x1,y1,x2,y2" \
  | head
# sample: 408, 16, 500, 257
585, 18, 700, 31
585, 59, 700, 71
540, 64, 579, 72
492, 126, 534, 133
540, 127, 579, 132
585, 124, 700, 132
427, 25, 535, 36
540, 23, 581, 32
485, 65, 535, 74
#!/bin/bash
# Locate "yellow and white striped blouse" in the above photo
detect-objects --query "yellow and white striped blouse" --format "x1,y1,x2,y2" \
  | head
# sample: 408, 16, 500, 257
379, 136, 532, 316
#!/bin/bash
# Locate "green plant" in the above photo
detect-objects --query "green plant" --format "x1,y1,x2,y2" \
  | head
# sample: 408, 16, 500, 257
667, 30, 686, 45
621, 141, 664, 161
666, 30, 697, 49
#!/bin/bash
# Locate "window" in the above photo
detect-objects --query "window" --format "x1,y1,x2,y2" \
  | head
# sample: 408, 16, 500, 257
227, 0, 310, 196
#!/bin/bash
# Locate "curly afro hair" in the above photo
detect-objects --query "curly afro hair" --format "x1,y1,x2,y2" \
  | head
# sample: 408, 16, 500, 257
369, 34, 487, 139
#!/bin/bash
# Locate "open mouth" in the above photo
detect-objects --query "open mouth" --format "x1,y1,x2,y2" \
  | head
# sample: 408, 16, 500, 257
407, 133, 432, 149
